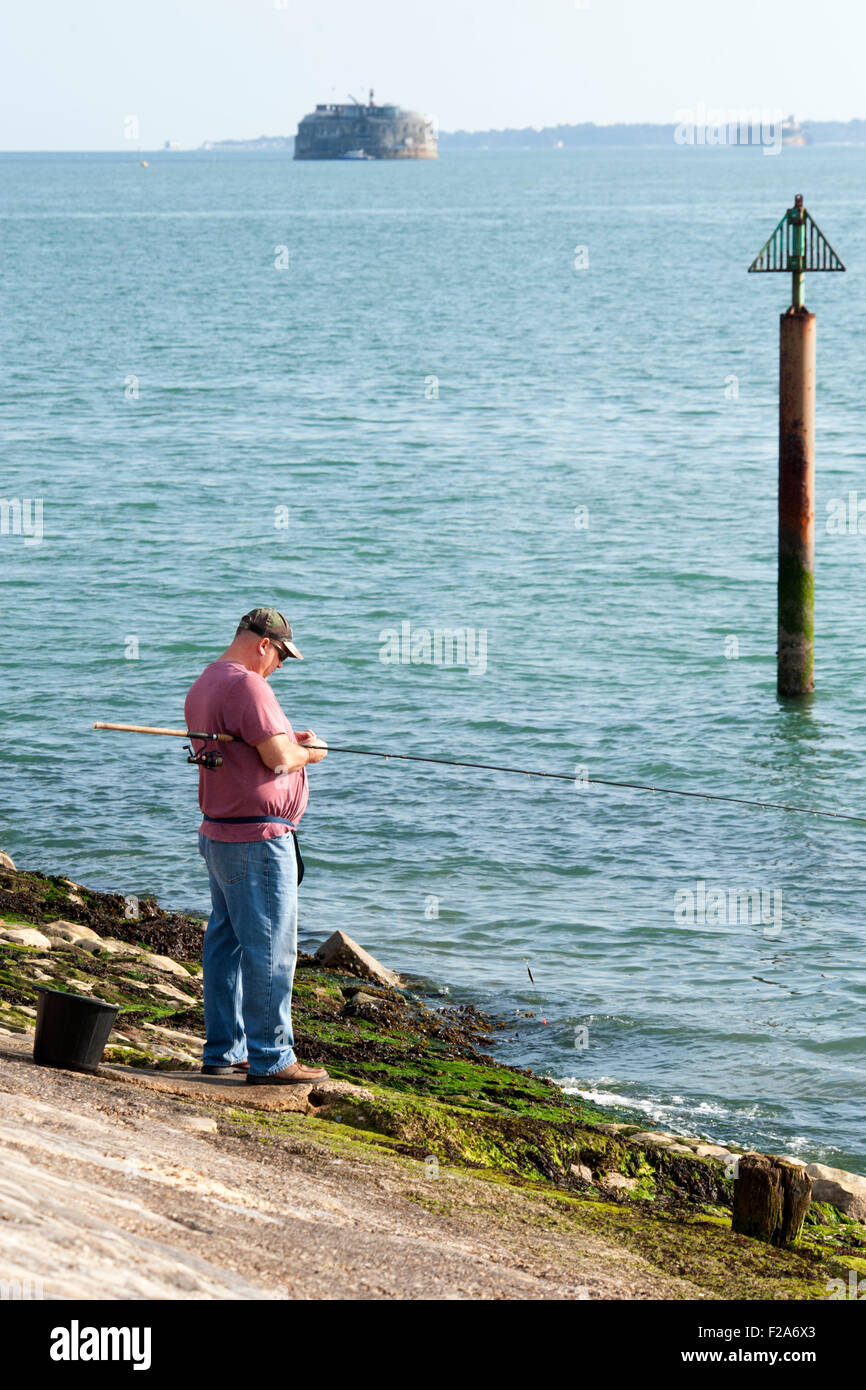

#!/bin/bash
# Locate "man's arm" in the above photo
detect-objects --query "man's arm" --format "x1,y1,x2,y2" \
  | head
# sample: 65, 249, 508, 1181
255, 732, 328, 772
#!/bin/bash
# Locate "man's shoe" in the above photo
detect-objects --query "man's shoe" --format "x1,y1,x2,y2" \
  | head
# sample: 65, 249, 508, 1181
201, 1061, 250, 1076
246, 1062, 329, 1085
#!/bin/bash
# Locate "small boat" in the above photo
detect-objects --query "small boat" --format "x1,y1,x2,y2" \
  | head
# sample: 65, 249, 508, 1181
339, 149, 371, 160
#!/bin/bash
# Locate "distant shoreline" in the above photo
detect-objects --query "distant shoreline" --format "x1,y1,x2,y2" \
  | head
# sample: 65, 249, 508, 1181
195, 117, 866, 154
5, 116, 866, 157
7, 140, 866, 157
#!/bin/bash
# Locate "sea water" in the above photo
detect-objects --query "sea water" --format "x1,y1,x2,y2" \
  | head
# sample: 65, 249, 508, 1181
2, 144, 865, 1171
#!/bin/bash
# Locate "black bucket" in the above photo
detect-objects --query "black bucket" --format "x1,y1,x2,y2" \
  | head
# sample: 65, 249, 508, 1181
33, 988, 119, 1074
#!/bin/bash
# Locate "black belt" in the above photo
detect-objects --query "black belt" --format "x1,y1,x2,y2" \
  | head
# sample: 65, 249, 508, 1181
202, 815, 304, 884
203, 815, 296, 828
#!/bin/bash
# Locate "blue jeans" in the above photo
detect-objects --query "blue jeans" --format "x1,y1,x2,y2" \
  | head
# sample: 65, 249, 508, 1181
198, 832, 298, 1075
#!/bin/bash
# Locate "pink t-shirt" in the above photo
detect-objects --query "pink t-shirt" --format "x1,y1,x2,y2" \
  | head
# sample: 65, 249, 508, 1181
184, 661, 309, 842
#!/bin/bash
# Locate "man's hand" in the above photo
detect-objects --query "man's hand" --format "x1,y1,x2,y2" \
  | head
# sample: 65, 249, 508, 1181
296, 730, 328, 765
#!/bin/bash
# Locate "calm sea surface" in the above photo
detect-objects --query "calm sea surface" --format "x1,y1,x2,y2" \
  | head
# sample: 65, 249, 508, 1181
2, 146, 866, 1172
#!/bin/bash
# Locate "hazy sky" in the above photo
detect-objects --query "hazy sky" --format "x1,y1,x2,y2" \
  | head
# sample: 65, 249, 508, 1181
1, 0, 862, 150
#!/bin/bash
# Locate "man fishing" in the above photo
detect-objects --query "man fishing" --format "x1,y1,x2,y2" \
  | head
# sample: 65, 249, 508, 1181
184, 607, 329, 1085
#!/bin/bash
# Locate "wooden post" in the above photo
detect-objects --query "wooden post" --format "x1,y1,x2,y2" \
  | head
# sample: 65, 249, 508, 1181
731, 1154, 812, 1247
778, 309, 816, 695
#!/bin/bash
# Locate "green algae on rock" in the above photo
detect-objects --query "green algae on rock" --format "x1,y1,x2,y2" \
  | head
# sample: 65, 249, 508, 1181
3, 856, 866, 1297
0, 865, 206, 961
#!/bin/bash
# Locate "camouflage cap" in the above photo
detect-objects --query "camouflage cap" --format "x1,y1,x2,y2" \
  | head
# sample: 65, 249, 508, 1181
238, 607, 303, 660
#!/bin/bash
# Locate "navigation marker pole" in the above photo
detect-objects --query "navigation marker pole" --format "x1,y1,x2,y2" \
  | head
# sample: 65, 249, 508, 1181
749, 195, 845, 695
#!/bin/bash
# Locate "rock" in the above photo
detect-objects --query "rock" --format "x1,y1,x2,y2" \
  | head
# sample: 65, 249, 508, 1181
178, 1117, 218, 1134
108, 1040, 198, 1069
151, 982, 197, 1003
71, 935, 136, 958
628, 1130, 679, 1147
58, 879, 85, 905
805, 1163, 866, 1223
143, 953, 193, 979
599, 1172, 640, 1192
45, 921, 102, 943
0, 927, 52, 950
695, 1144, 735, 1160
570, 1162, 594, 1183
341, 991, 383, 1017
593, 1123, 636, 1135
314, 931, 400, 988
152, 1049, 199, 1068
308, 1079, 374, 1106
310, 1079, 372, 1097
0, 851, 16, 871
93, 938, 142, 957
71, 938, 104, 956
142, 1022, 205, 1049
668, 1143, 700, 1156
731, 1154, 812, 1247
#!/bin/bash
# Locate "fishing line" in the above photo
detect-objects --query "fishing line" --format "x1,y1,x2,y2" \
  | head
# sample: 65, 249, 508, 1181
314, 745, 866, 826
92, 723, 866, 827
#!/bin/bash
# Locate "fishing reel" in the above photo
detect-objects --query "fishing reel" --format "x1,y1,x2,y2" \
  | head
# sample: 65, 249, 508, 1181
184, 743, 223, 771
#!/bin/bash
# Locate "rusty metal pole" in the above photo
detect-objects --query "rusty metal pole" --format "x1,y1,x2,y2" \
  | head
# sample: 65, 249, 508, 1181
778, 305, 816, 695
749, 195, 845, 696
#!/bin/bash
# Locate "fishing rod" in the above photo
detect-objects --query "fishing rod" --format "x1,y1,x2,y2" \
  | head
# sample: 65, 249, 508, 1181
92, 722, 866, 826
